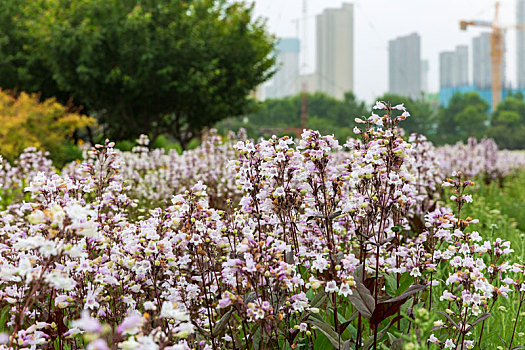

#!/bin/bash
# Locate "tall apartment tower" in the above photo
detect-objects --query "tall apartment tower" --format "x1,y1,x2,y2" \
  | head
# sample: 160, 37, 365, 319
439, 45, 469, 89
388, 33, 421, 98
316, 3, 354, 100
420, 59, 429, 93
517, 0, 525, 87
455, 45, 469, 86
473, 33, 505, 89
265, 38, 300, 99
439, 52, 456, 88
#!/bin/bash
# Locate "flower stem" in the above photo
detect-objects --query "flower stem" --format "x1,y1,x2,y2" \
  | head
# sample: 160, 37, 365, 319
508, 296, 524, 350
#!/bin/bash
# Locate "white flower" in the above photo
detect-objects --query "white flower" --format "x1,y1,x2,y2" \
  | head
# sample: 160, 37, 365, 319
444, 339, 455, 349
410, 267, 421, 277
144, 301, 157, 311
392, 103, 405, 110
312, 256, 328, 273
338, 283, 353, 297
428, 334, 440, 344
373, 101, 386, 110
325, 281, 338, 293
440, 291, 456, 302
71, 221, 98, 237
17, 257, 33, 282
117, 313, 143, 335
28, 210, 46, 225
160, 302, 189, 321
65, 203, 95, 221
71, 310, 102, 333
118, 337, 140, 350
462, 194, 473, 203
45, 270, 76, 291
49, 204, 66, 226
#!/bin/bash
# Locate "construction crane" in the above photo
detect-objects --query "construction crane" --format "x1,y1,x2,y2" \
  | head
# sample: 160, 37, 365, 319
460, 1, 525, 108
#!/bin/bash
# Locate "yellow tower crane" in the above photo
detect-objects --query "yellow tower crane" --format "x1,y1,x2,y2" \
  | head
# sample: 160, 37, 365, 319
460, 1, 525, 108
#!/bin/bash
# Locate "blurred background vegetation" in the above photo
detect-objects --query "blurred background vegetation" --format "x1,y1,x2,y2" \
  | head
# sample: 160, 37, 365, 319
1, 0, 525, 167
219, 89, 525, 149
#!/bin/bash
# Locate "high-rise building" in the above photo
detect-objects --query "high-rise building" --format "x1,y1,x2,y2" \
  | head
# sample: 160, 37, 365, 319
517, 0, 525, 87
439, 45, 469, 89
439, 51, 456, 88
455, 45, 469, 86
265, 38, 300, 99
473, 33, 505, 90
420, 59, 429, 93
316, 3, 354, 100
388, 33, 421, 98
472, 33, 491, 89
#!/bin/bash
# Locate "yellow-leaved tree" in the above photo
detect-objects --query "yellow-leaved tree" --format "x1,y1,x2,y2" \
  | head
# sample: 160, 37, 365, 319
0, 90, 95, 166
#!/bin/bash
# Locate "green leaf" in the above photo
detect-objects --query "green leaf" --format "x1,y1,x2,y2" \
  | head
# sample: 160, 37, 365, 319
397, 273, 413, 296
384, 273, 397, 297
337, 311, 358, 335
348, 279, 375, 320
341, 339, 353, 350
313, 333, 333, 349
307, 315, 341, 349
212, 308, 233, 337
0, 305, 9, 330
252, 325, 262, 350
310, 289, 327, 309
465, 312, 491, 332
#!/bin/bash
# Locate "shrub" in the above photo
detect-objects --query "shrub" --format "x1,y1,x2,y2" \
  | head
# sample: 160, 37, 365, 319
0, 90, 94, 166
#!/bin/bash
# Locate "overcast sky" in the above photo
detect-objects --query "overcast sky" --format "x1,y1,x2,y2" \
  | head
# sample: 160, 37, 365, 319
252, 0, 519, 103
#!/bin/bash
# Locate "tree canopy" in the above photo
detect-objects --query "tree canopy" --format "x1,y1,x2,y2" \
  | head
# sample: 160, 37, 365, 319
0, 0, 276, 148
488, 94, 525, 149
434, 92, 490, 145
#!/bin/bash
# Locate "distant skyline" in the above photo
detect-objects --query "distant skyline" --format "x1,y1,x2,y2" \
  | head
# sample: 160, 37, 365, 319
252, 0, 520, 103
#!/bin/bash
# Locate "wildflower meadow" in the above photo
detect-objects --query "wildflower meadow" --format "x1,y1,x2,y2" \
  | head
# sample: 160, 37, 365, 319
1, 102, 525, 350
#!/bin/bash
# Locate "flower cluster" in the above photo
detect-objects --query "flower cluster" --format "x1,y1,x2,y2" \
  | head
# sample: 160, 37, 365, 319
436, 137, 525, 184
0, 103, 523, 349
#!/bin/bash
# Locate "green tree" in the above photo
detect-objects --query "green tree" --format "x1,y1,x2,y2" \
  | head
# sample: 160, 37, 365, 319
435, 92, 489, 144
0, 0, 66, 101
488, 95, 525, 149
4, 0, 276, 148
374, 93, 436, 137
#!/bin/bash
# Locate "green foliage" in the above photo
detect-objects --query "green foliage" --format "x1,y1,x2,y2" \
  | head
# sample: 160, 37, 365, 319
216, 91, 368, 142
464, 170, 525, 234
0, 0, 67, 102
435, 92, 490, 145
1, 0, 276, 149
488, 96, 525, 149
439, 172, 525, 347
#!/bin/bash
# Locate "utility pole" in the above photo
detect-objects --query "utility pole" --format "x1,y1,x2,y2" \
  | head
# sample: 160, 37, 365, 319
300, 0, 308, 132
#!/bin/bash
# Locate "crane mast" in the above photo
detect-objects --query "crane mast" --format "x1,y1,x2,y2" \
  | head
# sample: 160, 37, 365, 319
460, 2, 525, 108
